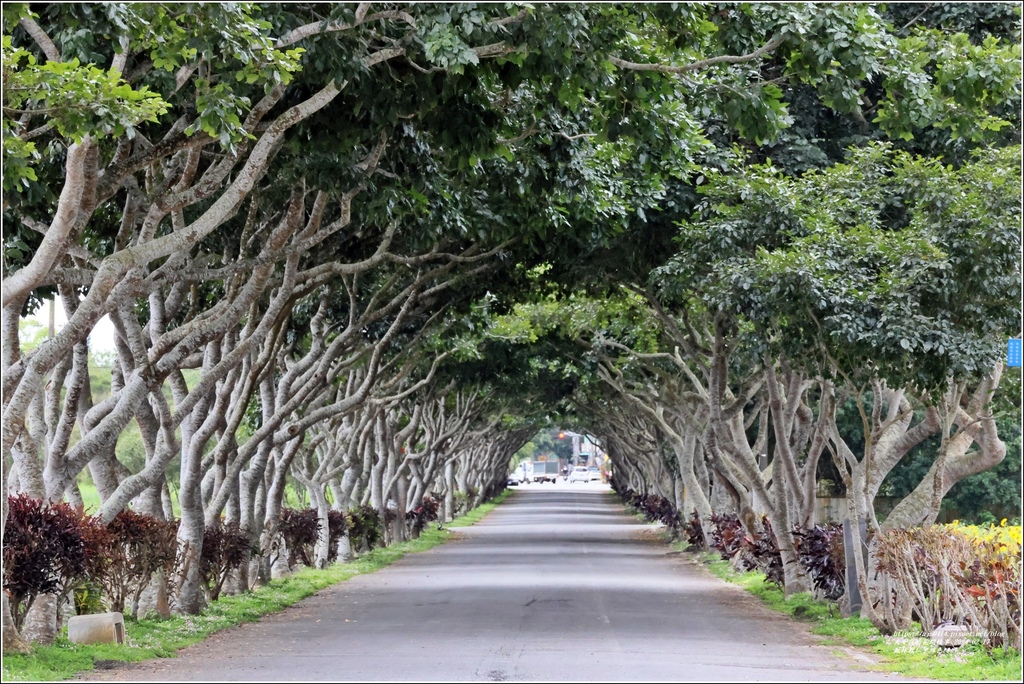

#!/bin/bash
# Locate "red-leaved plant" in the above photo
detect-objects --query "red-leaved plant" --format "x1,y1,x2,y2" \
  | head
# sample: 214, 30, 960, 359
405, 496, 440, 536
279, 508, 320, 568
99, 510, 179, 616
200, 522, 254, 601
2, 494, 93, 629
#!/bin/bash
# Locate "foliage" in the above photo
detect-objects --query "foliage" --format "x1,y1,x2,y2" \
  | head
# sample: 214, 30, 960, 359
740, 516, 784, 588
451, 491, 470, 517
71, 514, 114, 602
199, 522, 254, 602
346, 505, 383, 553
405, 496, 440, 536
708, 513, 748, 561
875, 522, 1022, 651
71, 581, 104, 617
636, 493, 683, 531
684, 510, 705, 548
278, 508, 320, 569
708, 514, 846, 600
3, 2, 308, 191
529, 429, 575, 462
98, 510, 179, 616
1, 34, 166, 192
660, 143, 1021, 394
615, 484, 683, 532
2, 495, 93, 630
794, 523, 846, 601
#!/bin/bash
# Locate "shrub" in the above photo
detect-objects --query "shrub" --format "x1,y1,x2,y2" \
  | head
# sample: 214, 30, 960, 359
69, 515, 115, 616
200, 522, 254, 601
875, 523, 1022, 651
684, 510, 705, 548
99, 510, 179, 616
657, 497, 682, 530
347, 505, 383, 552
708, 513, 747, 560
2, 494, 94, 630
278, 508, 320, 568
795, 523, 846, 601
620, 489, 683, 532
741, 516, 783, 588
452, 491, 470, 516
405, 496, 440, 535
72, 581, 105, 616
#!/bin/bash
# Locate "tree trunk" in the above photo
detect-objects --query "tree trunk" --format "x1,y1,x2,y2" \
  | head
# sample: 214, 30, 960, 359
21, 594, 58, 646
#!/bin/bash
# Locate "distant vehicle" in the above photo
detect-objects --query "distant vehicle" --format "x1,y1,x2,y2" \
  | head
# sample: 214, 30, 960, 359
587, 466, 601, 482
507, 473, 520, 486
529, 459, 560, 483
569, 466, 590, 483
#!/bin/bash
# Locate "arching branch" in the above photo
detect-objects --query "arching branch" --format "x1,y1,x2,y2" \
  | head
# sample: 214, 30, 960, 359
609, 35, 785, 75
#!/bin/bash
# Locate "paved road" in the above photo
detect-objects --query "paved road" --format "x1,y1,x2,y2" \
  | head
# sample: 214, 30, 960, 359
83, 484, 910, 682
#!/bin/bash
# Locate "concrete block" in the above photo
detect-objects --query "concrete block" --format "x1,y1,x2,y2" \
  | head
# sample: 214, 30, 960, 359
67, 612, 125, 645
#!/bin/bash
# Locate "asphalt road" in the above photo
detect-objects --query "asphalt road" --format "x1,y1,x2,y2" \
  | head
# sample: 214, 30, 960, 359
82, 484, 911, 682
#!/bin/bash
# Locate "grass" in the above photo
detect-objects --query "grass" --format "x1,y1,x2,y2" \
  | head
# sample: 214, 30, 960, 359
673, 539, 1021, 681
2, 489, 514, 682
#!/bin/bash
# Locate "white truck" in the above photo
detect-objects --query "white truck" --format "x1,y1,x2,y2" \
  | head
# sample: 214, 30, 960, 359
528, 459, 561, 483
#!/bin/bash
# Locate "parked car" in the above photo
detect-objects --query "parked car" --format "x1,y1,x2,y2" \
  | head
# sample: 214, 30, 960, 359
568, 466, 590, 483
587, 466, 602, 482
507, 474, 520, 486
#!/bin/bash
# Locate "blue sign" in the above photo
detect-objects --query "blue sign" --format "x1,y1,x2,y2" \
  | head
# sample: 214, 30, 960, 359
1009, 338, 1022, 367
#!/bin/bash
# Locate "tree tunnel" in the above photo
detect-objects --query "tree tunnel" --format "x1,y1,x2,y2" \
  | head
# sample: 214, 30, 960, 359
2, 2, 1019, 652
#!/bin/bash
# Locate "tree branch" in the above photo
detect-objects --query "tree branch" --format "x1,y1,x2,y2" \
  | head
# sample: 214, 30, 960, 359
20, 17, 61, 62
609, 35, 785, 75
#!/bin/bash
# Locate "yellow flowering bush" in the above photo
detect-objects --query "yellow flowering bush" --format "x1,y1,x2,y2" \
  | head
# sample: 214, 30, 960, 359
946, 519, 1022, 550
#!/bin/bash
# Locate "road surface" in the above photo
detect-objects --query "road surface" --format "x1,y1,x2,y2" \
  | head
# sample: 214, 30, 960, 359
81, 483, 910, 681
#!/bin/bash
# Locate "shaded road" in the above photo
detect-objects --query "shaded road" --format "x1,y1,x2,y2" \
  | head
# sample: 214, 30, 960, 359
83, 484, 909, 681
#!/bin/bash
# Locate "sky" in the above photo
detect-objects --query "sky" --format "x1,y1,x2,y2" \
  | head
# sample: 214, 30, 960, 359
25, 297, 118, 353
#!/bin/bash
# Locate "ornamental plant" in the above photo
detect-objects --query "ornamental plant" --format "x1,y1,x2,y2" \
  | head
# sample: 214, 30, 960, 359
684, 510, 706, 548
946, 521, 1021, 652
278, 508, 320, 568
405, 496, 440, 536
875, 522, 1022, 651
708, 513, 747, 561
2, 494, 93, 629
620, 489, 684, 533
200, 522, 255, 601
794, 523, 846, 601
99, 510, 179, 617
347, 505, 383, 552
740, 516, 783, 587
